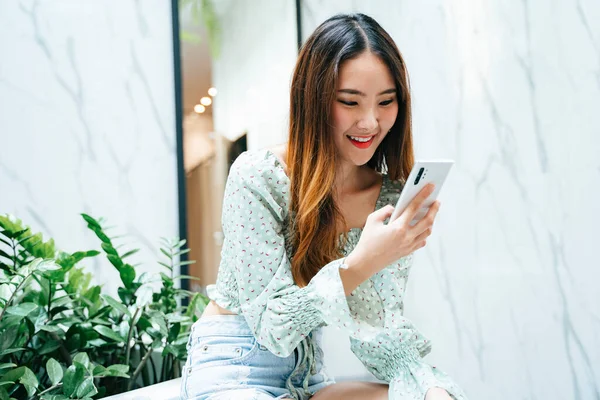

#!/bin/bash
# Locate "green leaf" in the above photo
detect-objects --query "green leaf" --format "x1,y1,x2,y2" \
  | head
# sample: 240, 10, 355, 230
135, 285, 154, 308
95, 363, 129, 378
73, 352, 90, 370
167, 322, 181, 343
0, 234, 11, 246
0, 325, 18, 351
94, 230, 111, 244
40, 394, 68, 400
62, 364, 84, 397
118, 320, 129, 342
93, 363, 129, 378
20, 367, 38, 397
160, 248, 172, 258
40, 395, 68, 400
107, 364, 129, 374
166, 313, 189, 323
0, 347, 27, 356
117, 287, 134, 305
121, 248, 140, 259
93, 325, 124, 342
100, 294, 130, 317
136, 316, 152, 332
39, 325, 64, 334
0, 249, 12, 262
0, 387, 8, 400
174, 248, 191, 257
100, 242, 118, 257
67, 268, 84, 290
107, 254, 123, 270
91, 364, 106, 375
0, 366, 25, 383
83, 285, 101, 304
158, 261, 172, 270
0, 363, 16, 371
38, 340, 62, 355
33, 259, 61, 274
70, 250, 100, 261
46, 358, 63, 385
49, 305, 70, 319
65, 333, 83, 352
6, 302, 38, 316
75, 376, 97, 398
119, 265, 135, 288
80, 214, 101, 229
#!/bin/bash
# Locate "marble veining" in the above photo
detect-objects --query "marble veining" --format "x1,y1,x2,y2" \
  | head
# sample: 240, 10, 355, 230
0, 0, 179, 293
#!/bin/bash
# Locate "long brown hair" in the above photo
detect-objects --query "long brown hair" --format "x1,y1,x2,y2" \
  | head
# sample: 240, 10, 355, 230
286, 13, 414, 286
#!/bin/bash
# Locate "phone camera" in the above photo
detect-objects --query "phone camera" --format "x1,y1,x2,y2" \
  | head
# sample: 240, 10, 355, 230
414, 167, 425, 185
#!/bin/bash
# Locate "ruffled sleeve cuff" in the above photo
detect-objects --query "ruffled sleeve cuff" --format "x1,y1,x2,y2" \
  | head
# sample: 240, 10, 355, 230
305, 261, 469, 399
205, 284, 239, 313
388, 361, 469, 400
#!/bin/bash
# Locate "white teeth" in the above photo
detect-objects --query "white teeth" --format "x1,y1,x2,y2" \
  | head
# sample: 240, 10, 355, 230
349, 136, 372, 142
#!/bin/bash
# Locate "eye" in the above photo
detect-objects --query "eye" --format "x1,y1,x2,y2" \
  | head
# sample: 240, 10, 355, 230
337, 100, 358, 106
380, 99, 394, 106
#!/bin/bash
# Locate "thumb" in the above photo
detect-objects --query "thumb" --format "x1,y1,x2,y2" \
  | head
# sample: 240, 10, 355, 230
370, 204, 395, 222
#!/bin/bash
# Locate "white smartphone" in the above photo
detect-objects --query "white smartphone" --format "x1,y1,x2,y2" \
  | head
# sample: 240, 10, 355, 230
389, 160, 454, 225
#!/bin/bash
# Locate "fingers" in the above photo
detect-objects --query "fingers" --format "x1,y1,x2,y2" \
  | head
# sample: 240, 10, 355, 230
369, 204, 395, 223
412, 226, 432, 249
394, 183, 435, 227
412, 200, 441, 236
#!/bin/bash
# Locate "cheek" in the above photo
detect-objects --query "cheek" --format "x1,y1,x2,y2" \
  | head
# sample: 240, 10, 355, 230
332, 104, 354, 132
382, 104, 399, 127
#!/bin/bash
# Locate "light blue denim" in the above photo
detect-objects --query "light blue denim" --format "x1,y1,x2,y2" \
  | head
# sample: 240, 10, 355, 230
180, 315, 335, 399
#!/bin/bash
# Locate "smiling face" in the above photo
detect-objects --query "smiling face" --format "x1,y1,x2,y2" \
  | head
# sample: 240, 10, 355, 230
332, 51, 399, 167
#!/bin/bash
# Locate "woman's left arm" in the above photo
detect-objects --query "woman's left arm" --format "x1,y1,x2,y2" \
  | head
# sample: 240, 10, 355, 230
344, 255, 468, 400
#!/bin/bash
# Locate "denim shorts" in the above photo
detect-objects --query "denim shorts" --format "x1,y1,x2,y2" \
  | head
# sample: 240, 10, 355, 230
180, 315, 335, 399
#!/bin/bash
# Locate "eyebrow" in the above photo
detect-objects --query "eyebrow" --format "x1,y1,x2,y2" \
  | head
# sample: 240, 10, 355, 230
337, 88, 396, 96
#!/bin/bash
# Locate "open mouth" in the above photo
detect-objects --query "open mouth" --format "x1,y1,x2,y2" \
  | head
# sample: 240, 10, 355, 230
347, 134, 375, 149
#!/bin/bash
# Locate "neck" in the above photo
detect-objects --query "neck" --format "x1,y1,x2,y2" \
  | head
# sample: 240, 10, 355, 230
334, 158, 364, 198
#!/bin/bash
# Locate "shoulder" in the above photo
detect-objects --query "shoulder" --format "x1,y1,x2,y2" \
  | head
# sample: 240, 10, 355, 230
227, 148, 290, 216
228, 149, 286, 190
230, 148, 287, 183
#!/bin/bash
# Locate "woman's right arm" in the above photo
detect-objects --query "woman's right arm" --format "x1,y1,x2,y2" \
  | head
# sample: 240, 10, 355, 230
217, 154, 355, 357
340, 184, 440, 296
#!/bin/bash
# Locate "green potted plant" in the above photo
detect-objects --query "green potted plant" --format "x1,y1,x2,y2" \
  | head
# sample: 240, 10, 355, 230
0, 213, 208, 399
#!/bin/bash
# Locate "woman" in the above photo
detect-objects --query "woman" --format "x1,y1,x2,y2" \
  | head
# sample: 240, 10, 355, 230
181, 13, 468, 400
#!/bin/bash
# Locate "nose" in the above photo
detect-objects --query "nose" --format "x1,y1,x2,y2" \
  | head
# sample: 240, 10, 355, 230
356, 109, 378, 133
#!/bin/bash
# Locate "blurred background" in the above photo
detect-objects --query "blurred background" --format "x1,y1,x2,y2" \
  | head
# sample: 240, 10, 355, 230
1, 0, 599, 398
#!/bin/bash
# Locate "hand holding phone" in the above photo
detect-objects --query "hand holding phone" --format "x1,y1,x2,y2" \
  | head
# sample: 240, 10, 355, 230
340, 160, 454, 293
390, 160, 454, 225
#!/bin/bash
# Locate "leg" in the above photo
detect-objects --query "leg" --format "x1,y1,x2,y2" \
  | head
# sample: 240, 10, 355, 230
207, 388, 282, 399
310, 381, 388, 400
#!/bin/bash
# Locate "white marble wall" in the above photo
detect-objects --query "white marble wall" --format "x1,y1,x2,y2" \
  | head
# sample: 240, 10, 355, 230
301, 1, 599, 399
0, 1, 179, 293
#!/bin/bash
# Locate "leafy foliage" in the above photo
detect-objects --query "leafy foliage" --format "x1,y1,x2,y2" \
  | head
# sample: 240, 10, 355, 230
0, 214, 208, 399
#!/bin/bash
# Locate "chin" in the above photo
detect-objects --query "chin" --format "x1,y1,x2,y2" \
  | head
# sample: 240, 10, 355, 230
347, 151, 376, 166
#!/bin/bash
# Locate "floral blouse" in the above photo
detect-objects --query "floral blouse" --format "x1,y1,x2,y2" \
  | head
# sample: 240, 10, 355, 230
206, 149, 468, 400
